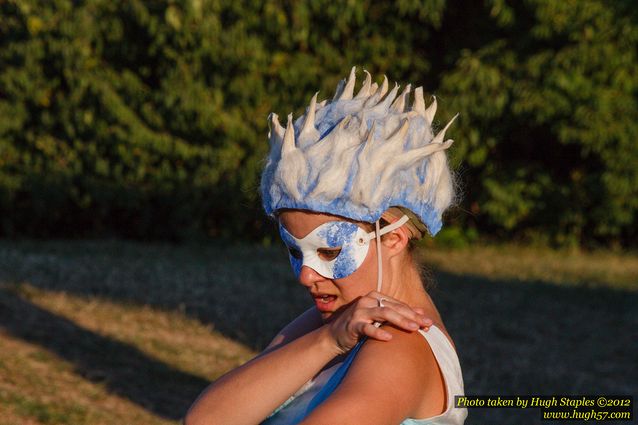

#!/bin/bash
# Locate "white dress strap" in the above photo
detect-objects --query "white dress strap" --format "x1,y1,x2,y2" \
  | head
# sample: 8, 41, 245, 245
401, 325, 468, 424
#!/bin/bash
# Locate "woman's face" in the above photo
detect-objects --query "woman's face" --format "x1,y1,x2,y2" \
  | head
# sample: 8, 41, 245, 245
278, 209, 379, 322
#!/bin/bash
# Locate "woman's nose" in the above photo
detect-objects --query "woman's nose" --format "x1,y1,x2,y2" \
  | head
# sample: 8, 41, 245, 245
298, 265, 326, 287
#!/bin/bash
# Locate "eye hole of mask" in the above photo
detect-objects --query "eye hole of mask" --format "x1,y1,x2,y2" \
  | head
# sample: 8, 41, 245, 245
316, 247, 342, 261
288, 247, 303, 259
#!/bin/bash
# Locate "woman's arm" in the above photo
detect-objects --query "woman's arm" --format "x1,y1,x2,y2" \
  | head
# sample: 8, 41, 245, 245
260, 306, 324, 355
184, 324, 341, 425
185, 291, 432, 425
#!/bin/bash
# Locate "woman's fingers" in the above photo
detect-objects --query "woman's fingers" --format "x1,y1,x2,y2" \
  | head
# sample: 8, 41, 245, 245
330, 292, 434, 352
360, 322, 393, 341
413, 307, 426, 315
373, 298, 432, 328
371, 306, 423, 331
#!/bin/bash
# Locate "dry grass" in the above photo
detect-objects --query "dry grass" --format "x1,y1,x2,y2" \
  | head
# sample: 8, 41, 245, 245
0, 239, 636, 424
17, 285, 254, 380
0, 328, 169, 425
0, 282, 253, 425
420, 242, 638, 290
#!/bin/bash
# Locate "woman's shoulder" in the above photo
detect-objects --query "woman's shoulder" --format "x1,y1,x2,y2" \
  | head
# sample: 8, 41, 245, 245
355, 324, 448, 419
299, 324, 447, 423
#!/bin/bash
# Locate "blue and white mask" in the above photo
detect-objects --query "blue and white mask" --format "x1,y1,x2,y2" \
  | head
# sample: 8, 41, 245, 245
278, 215, 409, 279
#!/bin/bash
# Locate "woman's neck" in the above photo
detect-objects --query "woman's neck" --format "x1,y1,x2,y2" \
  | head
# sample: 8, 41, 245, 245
384, 254, 444, 326
384, 254, 424, 301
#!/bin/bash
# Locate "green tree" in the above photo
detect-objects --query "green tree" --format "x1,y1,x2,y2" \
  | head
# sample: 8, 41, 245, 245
440, 0, 638, 248
1, 0, 636, 248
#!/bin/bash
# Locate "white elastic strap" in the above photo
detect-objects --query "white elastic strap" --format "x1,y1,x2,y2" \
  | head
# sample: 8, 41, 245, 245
372, 214, 410, 329
375, 219, 383, 293
366, 214, 410, 241
370, 214, 409, 293
373, 219, 383, 328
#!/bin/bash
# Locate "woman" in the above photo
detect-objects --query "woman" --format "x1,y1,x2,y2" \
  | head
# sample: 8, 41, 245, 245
186, 67, 468, 425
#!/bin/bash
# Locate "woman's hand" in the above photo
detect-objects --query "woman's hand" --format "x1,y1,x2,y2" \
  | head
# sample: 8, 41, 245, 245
326, 291, 433, 354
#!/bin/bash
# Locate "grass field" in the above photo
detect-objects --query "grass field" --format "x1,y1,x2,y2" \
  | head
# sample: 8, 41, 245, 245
0, 240, 636, 424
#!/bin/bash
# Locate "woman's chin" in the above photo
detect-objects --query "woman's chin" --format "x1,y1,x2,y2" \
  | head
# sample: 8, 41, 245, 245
320, 311, 338, 323
321, 307, 347, 323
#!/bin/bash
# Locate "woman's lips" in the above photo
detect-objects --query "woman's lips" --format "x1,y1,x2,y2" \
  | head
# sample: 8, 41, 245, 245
313, 295, 337, 312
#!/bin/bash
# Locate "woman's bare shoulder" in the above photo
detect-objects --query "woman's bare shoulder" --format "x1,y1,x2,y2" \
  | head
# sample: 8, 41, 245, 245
365, 324, 447, 418
300, 325, 446, 424
263, 306, 323, 351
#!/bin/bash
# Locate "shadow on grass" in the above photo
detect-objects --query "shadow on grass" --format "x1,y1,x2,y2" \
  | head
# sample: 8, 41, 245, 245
0, 286, 209, 421
427, 273, 638, 425
1, 240, 637, 424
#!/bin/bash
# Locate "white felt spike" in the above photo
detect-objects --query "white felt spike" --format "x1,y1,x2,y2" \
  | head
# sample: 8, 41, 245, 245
282, 113, 296, 154
370, 140, 453, 206
355, 120, 376, 166
406, 140, 454, 164
268, 112, 285, 146
338, 66, 357, 100
432, 113, 459, 145
369, 82, 379, 96
391, 84, 411, 113
300, 92, 319, 139
309, 143, 359, 199
364, 120, 377, 146
363, 90, 382, 109
425, 95, 437, 125
369, 82, 400, 115
358, 110, 368, 137
413, 86, 426, 116
378, 75, 389, 98
338, 114, 352, 131
332, 78, 346, 101
385, 117, 410, 145
317, 99, 327, 108
368, 118, 409, 167
354, 70, 372, 99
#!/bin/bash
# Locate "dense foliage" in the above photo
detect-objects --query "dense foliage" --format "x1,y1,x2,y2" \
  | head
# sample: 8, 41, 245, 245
1, 0, 636, 247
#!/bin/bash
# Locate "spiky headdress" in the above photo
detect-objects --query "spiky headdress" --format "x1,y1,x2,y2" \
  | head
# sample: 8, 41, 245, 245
260, 66, 457, 236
